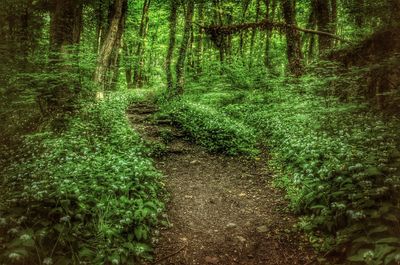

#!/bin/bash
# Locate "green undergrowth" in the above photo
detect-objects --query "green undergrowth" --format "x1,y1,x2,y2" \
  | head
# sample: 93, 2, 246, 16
157, 98, 258, 156
166, 72, 400, 264
0, 92, 164, 264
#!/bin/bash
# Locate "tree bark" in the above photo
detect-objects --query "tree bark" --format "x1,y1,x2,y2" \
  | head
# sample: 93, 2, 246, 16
281, 0, 303, 76
94, 0, 127, 89
313, 0, 332, 53
107, 9, 126, 90
42, 0, 83, 115
239, 0, 251, 57
354, 0, 364, 28
50, 0, 82, 54
175, 0, 195, 95
212, 0, 225, 64
166, 0, 178, 94
304, 6, 316, 61
133, 0, 151, 87
195, 2, 205, 74
249, 0, 261, 67
263, 0, 276, 67
125, 44, 133, 88
389, 0, 400, 26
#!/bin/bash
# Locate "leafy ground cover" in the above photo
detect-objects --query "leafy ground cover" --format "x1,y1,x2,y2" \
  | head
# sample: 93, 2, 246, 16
0, 92, 164, 264
158, 99, 258, 156
159, 71, 400, 264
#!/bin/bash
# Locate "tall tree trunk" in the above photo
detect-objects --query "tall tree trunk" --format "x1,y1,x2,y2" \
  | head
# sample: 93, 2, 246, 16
175, 0, 195, 95
225, 5, 234, 60
95, 0, 107, 55
94, 0, 127, 89
213, 0, 225, 64
147, 23, 159, 84
249, 0, 261, 67
389, 0, 400, 26
330, 0, 337, 46
239, 0, 251, 57
313, 0, 332, 53
195, 2, 205, 74
107, 10, 126, 90
42, 0, 83, 116
133, 0, 151, 87
354, 0, 364, 28
50, 0, 82, 53
330, 0, 337, 33
125, 44, 133, 88
282, 0, 303, 76
19, 0, 33, 67
304, 6, 316, 61
263, 0, 276, 68
188, 24, 195, 69
166, 0, 178, 94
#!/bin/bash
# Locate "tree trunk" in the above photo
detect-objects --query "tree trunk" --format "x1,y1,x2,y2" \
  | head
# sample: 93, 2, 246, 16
282, 0, 303, 76
133, 0, 151, 87
354, 0, 364, 28
42, 0, 83, 116
195, 2, 205, 74
313, 0, 332, 53
239, 0, 251, 57
263, 0, 276, 68
389, 0, 400, 26
50, 0, 82, 54
212, 0, 225, 64
225, 5, 234, 60
175, 0, 195, 95
304, 6, 316, 61
330, 0, 337, 46
249, 0, 261, 67
125, 45, 133, 88
166, 0, 178, 94
107, 10, 126, 90
94, 0, 127, 89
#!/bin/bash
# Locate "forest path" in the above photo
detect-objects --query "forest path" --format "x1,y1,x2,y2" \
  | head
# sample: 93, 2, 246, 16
128, 102, 317, 265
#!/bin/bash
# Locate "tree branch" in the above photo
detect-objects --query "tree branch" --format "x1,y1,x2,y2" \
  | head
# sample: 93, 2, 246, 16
198, 19, 350, 44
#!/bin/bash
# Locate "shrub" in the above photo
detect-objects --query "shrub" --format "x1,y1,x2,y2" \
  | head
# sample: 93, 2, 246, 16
0, 92, 164, 264
159, 99, 258, 156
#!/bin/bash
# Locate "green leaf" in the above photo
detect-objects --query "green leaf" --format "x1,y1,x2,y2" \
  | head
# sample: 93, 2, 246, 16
384, 251, 400, 265
364, 167, 382, 177
374, 244, 397, 261
384, 214, 399, 223
347, 249, 372, 262
368, 226, 388, 235
79, 247, 95, 258
376, 238, 400, 244
134, 225, 147, 241
353, 236, 372, 244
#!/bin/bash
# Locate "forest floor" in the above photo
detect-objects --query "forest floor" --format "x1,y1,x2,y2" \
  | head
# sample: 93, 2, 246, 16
128, 101, 318, 265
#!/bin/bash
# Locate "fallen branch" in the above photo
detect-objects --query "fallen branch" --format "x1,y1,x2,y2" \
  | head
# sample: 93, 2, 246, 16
198, 19, 350, 43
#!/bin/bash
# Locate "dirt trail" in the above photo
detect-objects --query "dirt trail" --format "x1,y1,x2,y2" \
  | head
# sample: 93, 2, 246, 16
128, 102, 317, 265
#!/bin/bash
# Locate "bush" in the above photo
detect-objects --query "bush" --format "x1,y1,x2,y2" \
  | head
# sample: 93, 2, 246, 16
0, 92, 164, 264
159, 99, 258, 156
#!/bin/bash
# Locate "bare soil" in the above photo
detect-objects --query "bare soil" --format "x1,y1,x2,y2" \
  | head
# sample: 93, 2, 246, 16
128, 102, 318, 265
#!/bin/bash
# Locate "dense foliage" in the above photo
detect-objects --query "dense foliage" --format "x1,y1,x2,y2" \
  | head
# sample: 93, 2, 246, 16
159, 99, 258, 155
0, 93, 164, 264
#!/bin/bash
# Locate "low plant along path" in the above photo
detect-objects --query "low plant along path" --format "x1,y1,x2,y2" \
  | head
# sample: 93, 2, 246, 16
128, 102, 316, 265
